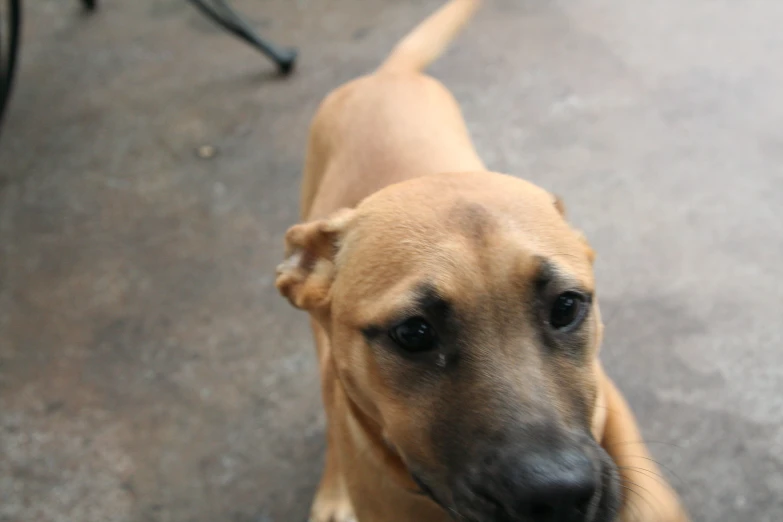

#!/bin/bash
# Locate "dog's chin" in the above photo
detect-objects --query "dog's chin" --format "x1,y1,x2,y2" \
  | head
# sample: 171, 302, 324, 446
414, 450, 621, 522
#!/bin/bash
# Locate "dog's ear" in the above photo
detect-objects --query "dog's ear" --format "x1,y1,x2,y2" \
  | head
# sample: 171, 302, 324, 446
276, 208, 355, 311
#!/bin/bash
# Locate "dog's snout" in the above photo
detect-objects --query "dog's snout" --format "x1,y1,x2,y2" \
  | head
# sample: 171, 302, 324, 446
513, 448, 597, 521
460, 444, 599, 522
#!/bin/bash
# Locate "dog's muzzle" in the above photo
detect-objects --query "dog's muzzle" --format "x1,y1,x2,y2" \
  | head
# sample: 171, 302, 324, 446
414, 437, 621, 522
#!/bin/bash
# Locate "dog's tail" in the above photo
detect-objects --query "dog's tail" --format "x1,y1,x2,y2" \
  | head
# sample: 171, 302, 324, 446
378, 0, 481, 74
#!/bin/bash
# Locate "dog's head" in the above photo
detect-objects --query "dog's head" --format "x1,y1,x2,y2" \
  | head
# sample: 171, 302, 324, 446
277, 172, 620, 522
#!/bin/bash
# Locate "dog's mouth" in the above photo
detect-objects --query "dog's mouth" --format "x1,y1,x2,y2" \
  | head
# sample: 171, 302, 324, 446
410, 473, 451, 510
408, 448, 621, 522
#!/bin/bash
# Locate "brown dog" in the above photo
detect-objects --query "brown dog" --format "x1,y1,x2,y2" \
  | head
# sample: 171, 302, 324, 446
276, 1, 690, 521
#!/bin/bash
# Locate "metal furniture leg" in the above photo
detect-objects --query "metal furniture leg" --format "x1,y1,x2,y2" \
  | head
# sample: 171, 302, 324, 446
187, 0, 297, 75
0, 0, 22, 133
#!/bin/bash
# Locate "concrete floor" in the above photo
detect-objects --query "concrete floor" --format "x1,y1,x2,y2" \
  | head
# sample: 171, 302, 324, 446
1, 0, 782, 521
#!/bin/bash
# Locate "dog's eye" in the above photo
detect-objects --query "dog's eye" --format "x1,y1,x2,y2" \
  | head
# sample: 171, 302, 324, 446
549, 292, 587, 331
389, 317, 438, 352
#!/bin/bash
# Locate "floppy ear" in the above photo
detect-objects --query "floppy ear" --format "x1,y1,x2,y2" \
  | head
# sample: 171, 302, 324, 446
275, 209, 355, 311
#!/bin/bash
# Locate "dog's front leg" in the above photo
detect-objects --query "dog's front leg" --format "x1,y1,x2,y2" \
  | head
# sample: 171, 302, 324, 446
310, 430, 355, 522
597, 366, 690, 522
310, 320, 356, 522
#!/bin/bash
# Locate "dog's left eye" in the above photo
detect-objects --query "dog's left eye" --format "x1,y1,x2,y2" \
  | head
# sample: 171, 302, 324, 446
389, 317, 438, 352
549, 292, 588, 331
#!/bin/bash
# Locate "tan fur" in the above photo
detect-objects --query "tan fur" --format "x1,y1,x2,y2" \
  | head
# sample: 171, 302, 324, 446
277, 1, 689, 521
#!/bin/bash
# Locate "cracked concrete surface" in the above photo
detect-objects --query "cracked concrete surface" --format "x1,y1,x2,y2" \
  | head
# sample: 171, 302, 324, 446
1, 1, 782, 521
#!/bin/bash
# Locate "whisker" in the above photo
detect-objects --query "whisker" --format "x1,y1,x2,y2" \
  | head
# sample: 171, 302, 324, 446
623, 478, 664, 521
618, 465, 674, 489
604, 439, 684, 450
619, 485, 647, 522
446, 505, 466, 522
612, 453, 685, 485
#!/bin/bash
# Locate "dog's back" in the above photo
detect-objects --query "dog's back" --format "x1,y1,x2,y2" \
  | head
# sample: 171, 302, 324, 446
300, 0, 483, 221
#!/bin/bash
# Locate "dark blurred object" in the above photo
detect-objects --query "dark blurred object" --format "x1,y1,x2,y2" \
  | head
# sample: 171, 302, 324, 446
0, 0, 296, 138
1, 0, 93, 136
187, 0, 297, 75
0, 0, 22, 133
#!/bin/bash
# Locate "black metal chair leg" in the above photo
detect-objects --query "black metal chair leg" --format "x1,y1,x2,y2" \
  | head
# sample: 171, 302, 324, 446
82, 0, 96, 11
187, 0, 297, 75
0, 0, 22, 133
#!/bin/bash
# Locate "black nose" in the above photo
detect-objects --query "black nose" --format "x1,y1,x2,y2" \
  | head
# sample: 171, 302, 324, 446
511, 448, 597, 521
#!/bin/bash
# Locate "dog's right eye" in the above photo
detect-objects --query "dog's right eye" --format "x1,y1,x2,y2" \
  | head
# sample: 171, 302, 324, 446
389, 317, 438, 352
548, 291, 588, 331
